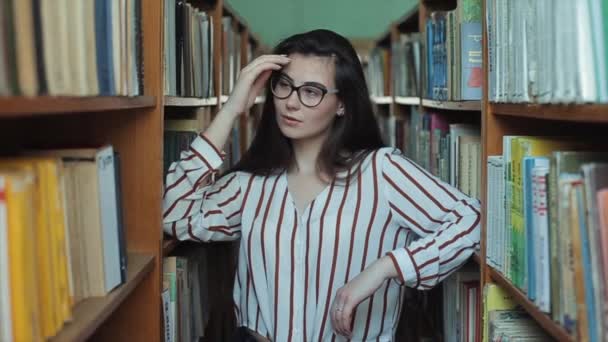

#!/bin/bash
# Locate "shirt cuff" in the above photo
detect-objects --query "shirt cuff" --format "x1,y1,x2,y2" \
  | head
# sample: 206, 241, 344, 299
191, 134, 226, 171
387, 248, 420, 288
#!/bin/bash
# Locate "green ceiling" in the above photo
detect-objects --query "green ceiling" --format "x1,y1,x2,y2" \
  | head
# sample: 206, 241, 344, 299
226, 0, 418, 46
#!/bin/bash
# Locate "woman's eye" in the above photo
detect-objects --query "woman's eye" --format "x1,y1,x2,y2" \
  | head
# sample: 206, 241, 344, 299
303, 87, 322, 97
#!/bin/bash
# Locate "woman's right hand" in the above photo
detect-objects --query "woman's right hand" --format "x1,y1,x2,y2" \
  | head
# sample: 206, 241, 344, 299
220, 54, 291, 119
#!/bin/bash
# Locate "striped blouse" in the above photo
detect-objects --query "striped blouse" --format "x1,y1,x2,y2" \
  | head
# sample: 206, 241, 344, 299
163, 135, 481, 342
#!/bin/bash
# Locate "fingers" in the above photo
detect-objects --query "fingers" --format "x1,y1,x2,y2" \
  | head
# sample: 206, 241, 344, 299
331, 299, 342, 337
241, 54, 290, 75
251, 69, 273, 96
331, 289, 353, 338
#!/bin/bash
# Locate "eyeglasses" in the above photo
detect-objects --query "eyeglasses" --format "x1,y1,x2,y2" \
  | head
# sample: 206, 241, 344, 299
270, 73, 339, 108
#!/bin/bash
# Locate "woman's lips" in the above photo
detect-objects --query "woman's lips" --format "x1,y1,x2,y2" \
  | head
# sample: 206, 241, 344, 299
281, 114, 302, 125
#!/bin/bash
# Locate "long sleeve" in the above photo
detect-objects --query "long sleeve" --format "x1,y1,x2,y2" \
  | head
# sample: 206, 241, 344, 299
163, 134, 243, 242
380, 149, 481, 289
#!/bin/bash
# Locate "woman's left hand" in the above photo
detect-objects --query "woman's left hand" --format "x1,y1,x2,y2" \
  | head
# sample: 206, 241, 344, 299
330, 256, 400, 338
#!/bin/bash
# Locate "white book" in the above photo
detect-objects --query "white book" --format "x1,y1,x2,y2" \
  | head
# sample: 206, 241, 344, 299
502, 136, 518, 277
57, 0, 72, 94
162, 287, 172, 342
0, 1, 9, 95
576, 0, 597, 103
497, 157, 505, 272
111, 0, 122, 95
83, 0, 99, 96
95, 147, 123, 292
0, 177, 13, 342
532, 165, 550, 313
68, 0, 89, 96
486, 159, 495, 266
589, 0, 608, 102
449, 124, 479, 187
537, 0, 554, 103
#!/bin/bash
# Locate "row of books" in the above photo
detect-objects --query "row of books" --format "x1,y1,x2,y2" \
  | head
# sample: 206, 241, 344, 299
365, 47, 390, 98
378, 107, 481, 199
0, 0, 143, 97
163, 0, 214, 98
163, 107, 258, 181
482, 284, 551, 341
222, 16, 253, 96
424, 0, 483, 101
487, 0, 608, 103
0, 147, 127, 342
163, 114, 209, 180
392, 33, 422, 98
163, 248, 211, 342
486, 136, 608, 340
442, 266, 551, 342
442, 264, 481, 342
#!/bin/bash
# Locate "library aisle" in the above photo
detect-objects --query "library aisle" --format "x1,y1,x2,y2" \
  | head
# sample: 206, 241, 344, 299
2, 0, 608, 341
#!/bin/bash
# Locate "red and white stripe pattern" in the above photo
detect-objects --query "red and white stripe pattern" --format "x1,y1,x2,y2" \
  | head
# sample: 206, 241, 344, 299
163, 136, 481, 341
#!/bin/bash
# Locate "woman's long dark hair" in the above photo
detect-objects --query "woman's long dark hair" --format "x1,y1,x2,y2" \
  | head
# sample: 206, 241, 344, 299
230, 29, 385, 177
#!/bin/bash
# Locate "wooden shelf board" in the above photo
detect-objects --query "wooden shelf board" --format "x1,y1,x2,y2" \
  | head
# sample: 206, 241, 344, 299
491, 103, 608, 123
421, 99, 481, 111
163, 238, 181, 256
50, 253, 155, 342
394, 96, 420, 105
164, 96, 218, 107
487, 266, 573, 342
371, 96, 393, 105
0, 96, 155, 117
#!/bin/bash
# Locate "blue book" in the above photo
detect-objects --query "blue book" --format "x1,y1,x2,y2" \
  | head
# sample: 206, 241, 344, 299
95, 0, 115, 95
426, 19, 434, 99
523, 156, 549, 302
460, 22, 482, 100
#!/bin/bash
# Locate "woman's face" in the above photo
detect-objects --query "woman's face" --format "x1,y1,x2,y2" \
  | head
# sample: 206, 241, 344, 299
273, 53, 343, 142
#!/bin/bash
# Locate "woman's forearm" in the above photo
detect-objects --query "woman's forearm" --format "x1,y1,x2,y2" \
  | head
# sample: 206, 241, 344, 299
201, 107, 240, 152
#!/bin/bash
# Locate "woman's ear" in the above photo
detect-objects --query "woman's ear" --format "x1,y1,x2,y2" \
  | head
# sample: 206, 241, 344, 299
337, 102, 345, 116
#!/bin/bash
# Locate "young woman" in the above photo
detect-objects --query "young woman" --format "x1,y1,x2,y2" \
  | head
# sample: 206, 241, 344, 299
163, 29, 480, 341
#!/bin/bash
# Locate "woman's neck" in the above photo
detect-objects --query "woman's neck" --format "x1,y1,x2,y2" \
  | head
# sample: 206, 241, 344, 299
290, 135, 325, 176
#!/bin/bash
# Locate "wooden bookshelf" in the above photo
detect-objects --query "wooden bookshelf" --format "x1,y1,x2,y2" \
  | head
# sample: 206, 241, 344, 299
370, 95, 393, 105
491, 103, 608, 123
164, 96, 218, 107
160, 1, 263, 340
50, 254, 155, 342
422, 98, 482, 111
0, 96, 155, 117
394, 96, 421, 105
487, 267, 574, 342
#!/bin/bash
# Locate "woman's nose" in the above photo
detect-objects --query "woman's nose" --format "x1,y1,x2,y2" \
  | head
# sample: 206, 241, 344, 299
286, 89, 300, 109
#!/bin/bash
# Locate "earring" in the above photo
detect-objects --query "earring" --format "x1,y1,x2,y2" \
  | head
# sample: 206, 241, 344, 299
337, 109, 345, 116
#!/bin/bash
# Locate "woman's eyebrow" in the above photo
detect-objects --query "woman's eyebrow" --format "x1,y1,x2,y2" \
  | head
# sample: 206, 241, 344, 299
302, 81, 327, 89
280, 72, 328, 89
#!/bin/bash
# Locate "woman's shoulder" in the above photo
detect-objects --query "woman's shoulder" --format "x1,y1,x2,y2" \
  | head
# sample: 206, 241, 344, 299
337, 147, 401, 178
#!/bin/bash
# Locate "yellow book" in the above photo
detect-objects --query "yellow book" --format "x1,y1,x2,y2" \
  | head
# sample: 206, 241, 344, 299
0, 158, 73, 336
570, 183, 588, 341
48, 160, 73, 323
482, 283, 517, 342
2, 169, 43, 342
0, 159, 59, 337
